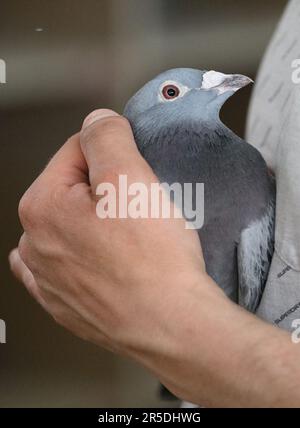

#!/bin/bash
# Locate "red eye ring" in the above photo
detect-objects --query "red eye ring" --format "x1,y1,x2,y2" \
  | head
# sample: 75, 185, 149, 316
162, 84, 180, 100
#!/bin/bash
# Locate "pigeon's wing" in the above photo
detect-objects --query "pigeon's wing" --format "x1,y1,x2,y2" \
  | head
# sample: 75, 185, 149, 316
237, 200, 275, 312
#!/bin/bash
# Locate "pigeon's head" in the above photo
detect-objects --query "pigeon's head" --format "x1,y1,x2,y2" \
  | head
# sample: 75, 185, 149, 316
124, 68, 252, 140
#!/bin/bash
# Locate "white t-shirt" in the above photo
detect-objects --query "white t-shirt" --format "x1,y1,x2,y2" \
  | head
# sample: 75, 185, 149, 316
247, 0, 300, 330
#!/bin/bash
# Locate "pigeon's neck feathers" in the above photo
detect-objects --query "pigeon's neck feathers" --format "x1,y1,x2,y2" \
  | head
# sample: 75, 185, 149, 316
137, 120, 242, 156
189, 116, 243, 147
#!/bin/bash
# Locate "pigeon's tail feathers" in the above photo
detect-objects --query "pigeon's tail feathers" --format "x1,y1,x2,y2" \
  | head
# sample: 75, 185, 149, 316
237, 199, 275, 312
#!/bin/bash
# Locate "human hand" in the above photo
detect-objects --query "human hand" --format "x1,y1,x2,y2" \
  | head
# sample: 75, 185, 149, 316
10, 109, 300, 407
9, 108, 214, 355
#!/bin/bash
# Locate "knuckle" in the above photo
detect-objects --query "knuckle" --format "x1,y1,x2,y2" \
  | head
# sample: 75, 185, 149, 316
18, 235, 31, 266
18, 189, 36, 228
18, 193, 43, 230
19, 182, 64, 230
18, 177, 52, 229
9, 249, 20, 273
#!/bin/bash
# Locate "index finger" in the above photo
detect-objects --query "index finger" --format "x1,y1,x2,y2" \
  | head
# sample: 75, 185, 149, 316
41, 133, 88, 187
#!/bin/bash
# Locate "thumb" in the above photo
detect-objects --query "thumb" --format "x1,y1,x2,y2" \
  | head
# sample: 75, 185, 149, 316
80, 109, 156, 194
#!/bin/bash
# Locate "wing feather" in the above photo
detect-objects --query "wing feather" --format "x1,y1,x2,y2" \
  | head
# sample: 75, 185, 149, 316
237, 200, 275, 312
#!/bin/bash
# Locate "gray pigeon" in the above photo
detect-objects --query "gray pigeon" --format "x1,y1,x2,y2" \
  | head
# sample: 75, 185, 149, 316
124, 68, 275, 313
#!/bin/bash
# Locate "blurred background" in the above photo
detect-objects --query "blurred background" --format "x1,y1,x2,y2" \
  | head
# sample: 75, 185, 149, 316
0, 0, 287, 407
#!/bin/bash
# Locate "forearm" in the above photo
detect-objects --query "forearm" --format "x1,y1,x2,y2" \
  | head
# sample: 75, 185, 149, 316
126, 273, 300, 407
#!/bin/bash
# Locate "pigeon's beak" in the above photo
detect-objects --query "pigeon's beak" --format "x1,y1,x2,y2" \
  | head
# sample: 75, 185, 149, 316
201, 70, 253, 94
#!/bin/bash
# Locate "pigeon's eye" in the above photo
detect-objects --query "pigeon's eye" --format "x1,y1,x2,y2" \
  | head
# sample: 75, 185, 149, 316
162, 84, 180, 100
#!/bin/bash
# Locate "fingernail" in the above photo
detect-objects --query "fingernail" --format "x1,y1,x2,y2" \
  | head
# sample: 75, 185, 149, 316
82, 109, 119, 129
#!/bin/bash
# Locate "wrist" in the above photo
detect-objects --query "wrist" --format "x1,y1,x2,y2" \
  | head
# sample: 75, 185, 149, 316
121, 272, 225, 399
120, 271, 300, 407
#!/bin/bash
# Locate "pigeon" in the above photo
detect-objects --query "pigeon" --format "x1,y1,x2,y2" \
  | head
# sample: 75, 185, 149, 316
123, 68, 275, 313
